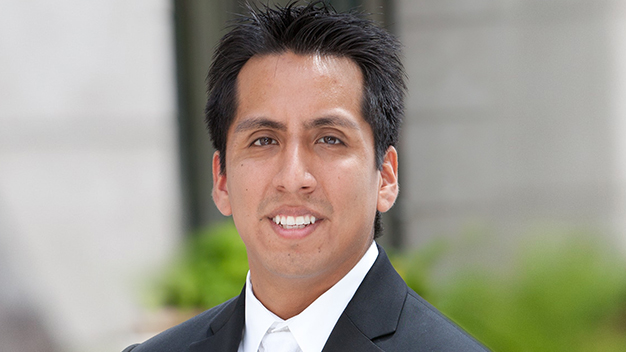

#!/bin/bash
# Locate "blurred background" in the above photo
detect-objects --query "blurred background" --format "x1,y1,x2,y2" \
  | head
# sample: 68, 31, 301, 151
1, 0, 626, 351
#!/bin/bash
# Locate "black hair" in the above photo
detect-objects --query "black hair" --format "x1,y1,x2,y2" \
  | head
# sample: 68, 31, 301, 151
206, 0, 405, 237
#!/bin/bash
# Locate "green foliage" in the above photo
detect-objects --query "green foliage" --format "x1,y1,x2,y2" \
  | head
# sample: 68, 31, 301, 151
393, 232, 626, 352
154, 221, 248, 310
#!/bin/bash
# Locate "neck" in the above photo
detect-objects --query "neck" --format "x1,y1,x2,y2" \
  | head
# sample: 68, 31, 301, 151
248, 247, 370, 320
251, 276, 334, 319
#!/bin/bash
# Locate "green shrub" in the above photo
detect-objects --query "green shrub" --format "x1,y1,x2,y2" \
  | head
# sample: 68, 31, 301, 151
154, 221, 248, 310
394, 232, 626, 352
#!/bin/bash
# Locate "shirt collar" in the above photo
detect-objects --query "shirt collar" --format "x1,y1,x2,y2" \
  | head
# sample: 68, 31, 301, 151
240, 241, 379, 352
241, 271, 282, 352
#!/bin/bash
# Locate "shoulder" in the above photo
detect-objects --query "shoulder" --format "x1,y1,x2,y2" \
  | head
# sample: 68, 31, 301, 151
122, 297, 238, 352
346, 246, 489, 351
381, 288, 489, 351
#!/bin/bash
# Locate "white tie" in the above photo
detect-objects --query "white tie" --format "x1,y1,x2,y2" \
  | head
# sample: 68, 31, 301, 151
258, 322, 302, 352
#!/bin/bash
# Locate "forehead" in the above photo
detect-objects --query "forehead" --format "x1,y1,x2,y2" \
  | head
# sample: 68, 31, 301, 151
232, 52, 365, 129
238, 52, 362, 88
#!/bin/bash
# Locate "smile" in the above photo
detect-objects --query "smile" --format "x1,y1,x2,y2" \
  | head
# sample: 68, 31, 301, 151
272, 215, 317, 229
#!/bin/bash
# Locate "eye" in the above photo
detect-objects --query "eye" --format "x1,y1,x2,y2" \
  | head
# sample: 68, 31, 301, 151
316, 136, 343, 145
252, 137, 277, 146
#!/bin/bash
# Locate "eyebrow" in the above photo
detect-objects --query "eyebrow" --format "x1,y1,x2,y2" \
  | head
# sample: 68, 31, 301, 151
304, 116, 360, 130
233, 117, 287, 133
233, 115, 360, 133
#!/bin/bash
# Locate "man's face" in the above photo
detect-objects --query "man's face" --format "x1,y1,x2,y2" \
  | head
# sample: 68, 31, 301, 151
212, 52, 398, 287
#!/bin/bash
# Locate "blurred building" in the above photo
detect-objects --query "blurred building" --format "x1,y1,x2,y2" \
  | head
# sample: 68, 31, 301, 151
0, 0, 625, 350
1, 1, 180, 351
399, 0, 626, 254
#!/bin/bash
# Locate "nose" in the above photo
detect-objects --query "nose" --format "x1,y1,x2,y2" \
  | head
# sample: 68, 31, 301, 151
273, 143, 317, 194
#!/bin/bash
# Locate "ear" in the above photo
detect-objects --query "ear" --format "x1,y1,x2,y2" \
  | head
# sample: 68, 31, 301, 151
212, 151, 232, 216
377, 146, 399, 213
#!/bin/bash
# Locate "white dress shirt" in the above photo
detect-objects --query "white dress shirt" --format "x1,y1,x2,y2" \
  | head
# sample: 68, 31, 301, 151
237, 241, 379, 352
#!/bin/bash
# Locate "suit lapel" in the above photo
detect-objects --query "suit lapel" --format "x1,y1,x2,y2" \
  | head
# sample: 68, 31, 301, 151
322, 244, 407, 351
188, 288, 246, 352
322, 314, 385, 352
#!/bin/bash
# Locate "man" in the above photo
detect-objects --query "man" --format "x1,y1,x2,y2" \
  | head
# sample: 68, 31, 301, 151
124, 1, 488, 351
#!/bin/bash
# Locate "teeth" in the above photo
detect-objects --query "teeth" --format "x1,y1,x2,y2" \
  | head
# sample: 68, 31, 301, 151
271, 214, 317, 228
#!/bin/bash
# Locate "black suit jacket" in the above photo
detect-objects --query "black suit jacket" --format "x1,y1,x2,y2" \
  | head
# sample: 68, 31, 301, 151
124, 245, 488, 351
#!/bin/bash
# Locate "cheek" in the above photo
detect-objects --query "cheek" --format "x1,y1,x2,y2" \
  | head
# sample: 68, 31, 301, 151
323, 160, 377, 201
227, 160, 273, 210
229, 159, 256, 187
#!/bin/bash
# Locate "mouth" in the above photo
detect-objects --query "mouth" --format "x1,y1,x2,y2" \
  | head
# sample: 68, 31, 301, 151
271, 214, 317, 230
